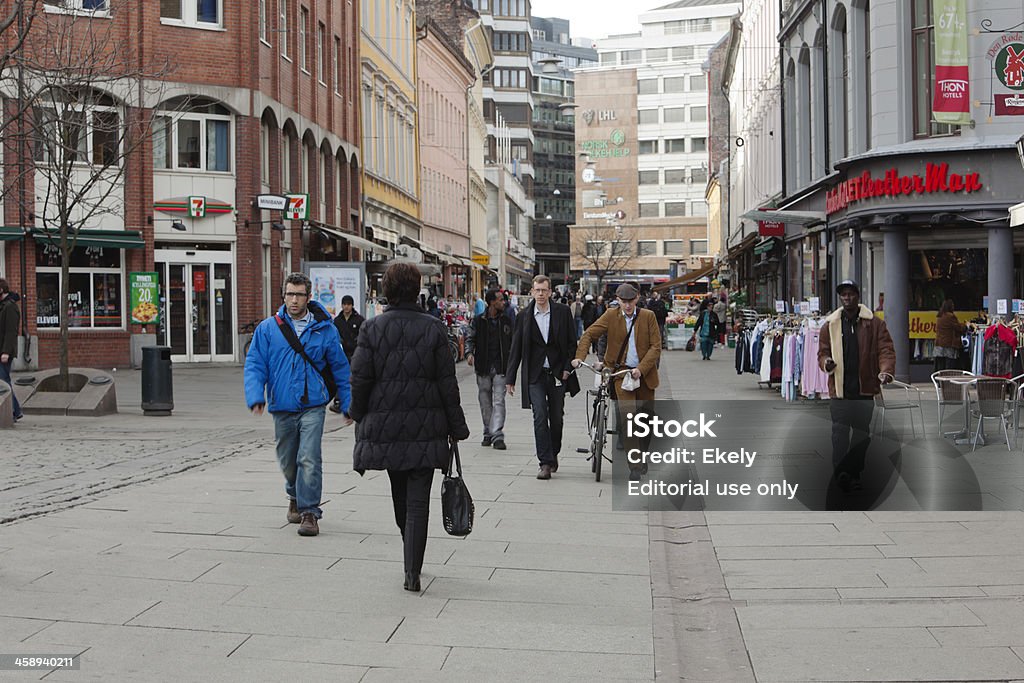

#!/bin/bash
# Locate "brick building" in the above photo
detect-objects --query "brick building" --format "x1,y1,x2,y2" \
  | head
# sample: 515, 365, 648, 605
0, 0, 361, 369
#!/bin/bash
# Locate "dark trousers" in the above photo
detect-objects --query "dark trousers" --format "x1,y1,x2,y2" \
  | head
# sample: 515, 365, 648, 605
388, 468, 434, 575
528, 372, 566, 465
0, 360, 20, 418
830, 398, 874, 477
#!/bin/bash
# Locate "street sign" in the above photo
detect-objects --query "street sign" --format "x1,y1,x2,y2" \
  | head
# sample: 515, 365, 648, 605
285, 194, 309, 220
188, 196, 206, 218
255, 194, 288, 211
471, 254, 490, 266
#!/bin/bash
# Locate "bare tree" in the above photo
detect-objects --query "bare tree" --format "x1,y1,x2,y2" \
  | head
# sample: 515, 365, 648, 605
12, 11, 175, 388
571, 223, 639, 292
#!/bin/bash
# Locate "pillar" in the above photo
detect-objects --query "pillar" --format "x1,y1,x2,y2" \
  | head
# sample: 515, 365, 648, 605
988, 225, 1014, 316
883, 229, 909, 382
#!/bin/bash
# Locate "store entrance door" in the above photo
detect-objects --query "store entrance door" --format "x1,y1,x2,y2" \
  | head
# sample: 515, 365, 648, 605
155, 249, 234, 363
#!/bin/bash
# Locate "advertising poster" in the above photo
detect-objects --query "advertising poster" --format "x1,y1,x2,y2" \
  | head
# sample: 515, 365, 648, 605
931, 0, 970, 125
305, 262, 366, 319
130, 272, 160, 324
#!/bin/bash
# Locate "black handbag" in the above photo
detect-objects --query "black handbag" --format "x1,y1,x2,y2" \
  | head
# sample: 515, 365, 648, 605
441, 441, 474, 536
685, 335, 697, 352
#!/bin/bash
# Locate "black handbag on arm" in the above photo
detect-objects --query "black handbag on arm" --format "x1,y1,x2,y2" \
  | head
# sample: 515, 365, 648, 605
441, 441, 474, 536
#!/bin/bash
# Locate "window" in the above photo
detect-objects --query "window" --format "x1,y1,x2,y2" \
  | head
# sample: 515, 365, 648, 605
691, 137, 707, 153
665, 138, 686, 153
333, 37, 341, 93
639, 170, 659, 185
612, 240, 631, 256
664, 18, 711, 34
259, 0, 267, 41
600, 52, 617, 66
663, 240, 683, 256
620, 50, 642, 65
663, 77, 685, 93
638, 139, 658, 154
690, 75, 706, 91
638, 79, 659, 95
45, 0, 108, 12
690, 106, 707, 122
282, 134, 292, 190
691, 167, 708, 184
691, 201, 708, 217
664, 107, 685, 123
912, 0, 956, 138
665, 202, 686, 216
494, 31, 527, 52
160, 0, 222, 27
665, 169, 686, 184
34, 94, 120, 167
586, 240, 607, 257
494, 0, 526, 17
638, 109, 658, 125
647, 48, 668, 63
493, 68, 527, 89
299, 7, 309, 71
637, 240, 657, 256
690, 239, 708, 255
280, 0, 289, 57
260, 121, 270, 184
639, 203, 659, 218
672, 46, 694, 61
152, 98, 232, 173
317, 23, 325, 84
35, 244, 123, 329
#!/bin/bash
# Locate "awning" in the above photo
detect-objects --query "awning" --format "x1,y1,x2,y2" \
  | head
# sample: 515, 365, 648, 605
368, 226, 399, 245
31, 228, 144, 249
740, 208, 826, 227
754, 238, 778, 255
653, 263, 716, 292
726, 233, 758, 259
0, 226, 25, 242
310, 222, 392, 257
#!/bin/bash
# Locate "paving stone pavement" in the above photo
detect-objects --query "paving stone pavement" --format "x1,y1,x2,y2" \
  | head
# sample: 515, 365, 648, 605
2, 346, 1024, 680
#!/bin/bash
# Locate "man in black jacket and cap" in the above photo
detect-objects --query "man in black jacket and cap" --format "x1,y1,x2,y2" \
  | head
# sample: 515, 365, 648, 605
330, 295, 364, 413
0, 278, 22, 422
466, 289, 513, 450
506, 275, 578, 480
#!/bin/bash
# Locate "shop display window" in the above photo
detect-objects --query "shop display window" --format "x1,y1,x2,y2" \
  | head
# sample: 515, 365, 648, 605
35, 244, 124, 329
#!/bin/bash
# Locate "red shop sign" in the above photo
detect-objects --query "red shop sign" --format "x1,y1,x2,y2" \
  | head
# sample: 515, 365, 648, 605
758, 220, 785, 237
193, 270, 207, 293
826, 163, 983, 216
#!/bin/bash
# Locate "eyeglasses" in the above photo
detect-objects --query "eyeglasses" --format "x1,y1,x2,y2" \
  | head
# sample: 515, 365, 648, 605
284, 292, 309, 299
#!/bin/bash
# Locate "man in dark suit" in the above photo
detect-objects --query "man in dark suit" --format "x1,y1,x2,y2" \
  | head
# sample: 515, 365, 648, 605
506, 274, 578, 480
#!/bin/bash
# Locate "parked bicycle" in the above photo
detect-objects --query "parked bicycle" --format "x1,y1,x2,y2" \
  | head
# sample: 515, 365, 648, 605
574, 360, 631, 482
239, 319, 260, 357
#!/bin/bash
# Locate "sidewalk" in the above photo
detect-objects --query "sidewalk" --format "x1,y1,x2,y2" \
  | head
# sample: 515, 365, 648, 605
2, 349, 1024, 680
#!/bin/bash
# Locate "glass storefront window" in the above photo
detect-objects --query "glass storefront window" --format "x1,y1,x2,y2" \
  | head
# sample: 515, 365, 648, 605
909, 248, 986, 312
35, 246, 124, 329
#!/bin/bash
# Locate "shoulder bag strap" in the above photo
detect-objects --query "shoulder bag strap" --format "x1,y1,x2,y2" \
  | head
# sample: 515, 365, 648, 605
275, 314, 338, 401
612, 315, 638, 368
446, 440, 463, 478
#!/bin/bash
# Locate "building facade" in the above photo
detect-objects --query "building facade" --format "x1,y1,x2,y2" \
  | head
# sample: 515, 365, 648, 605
1, 0, 361, 369
771, 0, 1024, 382
530, 17, 596, 288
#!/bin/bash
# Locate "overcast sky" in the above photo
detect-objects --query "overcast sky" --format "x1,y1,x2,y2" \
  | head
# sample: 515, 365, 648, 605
529, 0, 658, 44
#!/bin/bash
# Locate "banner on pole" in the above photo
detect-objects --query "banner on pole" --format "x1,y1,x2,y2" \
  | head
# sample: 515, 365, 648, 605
932, 0, 970, 125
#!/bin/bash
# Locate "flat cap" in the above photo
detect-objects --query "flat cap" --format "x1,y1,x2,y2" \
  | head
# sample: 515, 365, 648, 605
615, 283, 639, 300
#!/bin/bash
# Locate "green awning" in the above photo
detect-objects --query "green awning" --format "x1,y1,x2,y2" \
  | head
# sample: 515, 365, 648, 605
0, 226, 25, 242
31, 229, 145, 249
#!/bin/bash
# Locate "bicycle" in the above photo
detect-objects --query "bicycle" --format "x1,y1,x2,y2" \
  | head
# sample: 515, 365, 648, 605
239, 319, 260, 357
574, 360, 632, 482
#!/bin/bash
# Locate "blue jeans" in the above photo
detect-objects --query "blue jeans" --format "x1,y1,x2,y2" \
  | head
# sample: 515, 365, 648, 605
576, 319, 584, 338
272, 405, 326, 518
0, 360, 21, 419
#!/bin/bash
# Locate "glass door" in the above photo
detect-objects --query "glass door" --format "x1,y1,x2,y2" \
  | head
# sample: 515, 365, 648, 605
156, 251, 235, 363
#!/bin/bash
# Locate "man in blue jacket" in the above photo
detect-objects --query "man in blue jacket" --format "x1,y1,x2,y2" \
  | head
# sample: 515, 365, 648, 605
244, 273, 351, 537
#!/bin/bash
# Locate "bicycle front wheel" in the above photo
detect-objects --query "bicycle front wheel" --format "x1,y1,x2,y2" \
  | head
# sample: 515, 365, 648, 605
592, 400, 606, 482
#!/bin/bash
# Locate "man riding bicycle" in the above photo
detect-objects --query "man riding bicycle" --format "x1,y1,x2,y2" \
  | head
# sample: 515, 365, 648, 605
571, 283, 662, 481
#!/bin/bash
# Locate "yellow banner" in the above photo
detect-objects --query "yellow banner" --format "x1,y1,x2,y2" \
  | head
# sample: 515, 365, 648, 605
874, 311, 974, 338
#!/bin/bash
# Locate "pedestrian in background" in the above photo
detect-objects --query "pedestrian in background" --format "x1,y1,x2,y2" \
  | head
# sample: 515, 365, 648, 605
244, 273, 352, 537
506, 275, 577, 480
0, 278, 23, 422
329, 295, 364, 414
934, 299, 965, 372
647, 289, 668, 346
571, 295, 584, 338
713, 292, 728, 347
473, 292, 486, 317
693, 298, 719, 360
466, 290, 513, 450
349, 262, 469, 592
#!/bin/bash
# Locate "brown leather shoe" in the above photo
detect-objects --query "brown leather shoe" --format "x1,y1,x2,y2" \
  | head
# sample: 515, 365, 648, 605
287, 499, 301, 524
536, 464, 552, 480
297, 513, 319, 536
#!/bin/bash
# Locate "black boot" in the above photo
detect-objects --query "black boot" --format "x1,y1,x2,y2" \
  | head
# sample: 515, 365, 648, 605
403, 571, 421, 592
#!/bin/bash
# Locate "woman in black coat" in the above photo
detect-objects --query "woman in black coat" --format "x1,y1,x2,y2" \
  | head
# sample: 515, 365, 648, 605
349, 262, 470, 592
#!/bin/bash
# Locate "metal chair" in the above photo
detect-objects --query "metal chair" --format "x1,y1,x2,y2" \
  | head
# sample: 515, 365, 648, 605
971, 378, 1016, 452
931, 370, 974, 437
874, 373, 926, 439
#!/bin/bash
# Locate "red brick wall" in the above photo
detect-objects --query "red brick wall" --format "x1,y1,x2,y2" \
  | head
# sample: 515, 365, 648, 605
38, 331, 131, 369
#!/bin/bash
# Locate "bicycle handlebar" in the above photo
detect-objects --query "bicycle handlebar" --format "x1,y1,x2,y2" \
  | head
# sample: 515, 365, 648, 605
576, 360, 633, 379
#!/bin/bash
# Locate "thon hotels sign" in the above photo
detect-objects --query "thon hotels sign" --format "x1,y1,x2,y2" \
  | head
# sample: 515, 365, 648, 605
826, 163, 983, 216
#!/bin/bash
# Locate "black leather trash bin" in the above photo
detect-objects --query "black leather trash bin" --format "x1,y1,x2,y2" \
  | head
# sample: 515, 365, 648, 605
141, 346, 173, 416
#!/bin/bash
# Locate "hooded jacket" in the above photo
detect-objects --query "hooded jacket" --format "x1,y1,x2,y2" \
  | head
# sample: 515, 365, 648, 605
818, 304, 896, 399
0, 292, 21, 359
244, 300, 352, 413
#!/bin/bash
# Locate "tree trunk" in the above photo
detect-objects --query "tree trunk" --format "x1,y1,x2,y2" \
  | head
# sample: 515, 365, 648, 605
59, 226, 69, 391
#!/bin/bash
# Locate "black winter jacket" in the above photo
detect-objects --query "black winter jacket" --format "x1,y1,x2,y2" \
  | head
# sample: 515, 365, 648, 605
350, 302, 470, 472
465, 311, 513, 376
0, 293, 21, 359
333, 310, 365, 359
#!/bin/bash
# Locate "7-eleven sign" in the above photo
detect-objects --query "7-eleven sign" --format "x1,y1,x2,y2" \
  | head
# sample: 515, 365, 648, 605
188, 196, 206, 218
285, 194, 309, 220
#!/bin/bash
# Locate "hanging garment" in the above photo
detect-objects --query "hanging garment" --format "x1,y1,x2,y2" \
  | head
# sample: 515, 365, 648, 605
983, 324, 1017, 378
